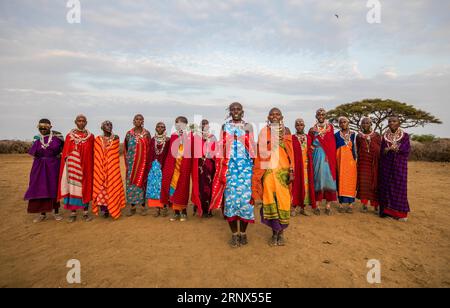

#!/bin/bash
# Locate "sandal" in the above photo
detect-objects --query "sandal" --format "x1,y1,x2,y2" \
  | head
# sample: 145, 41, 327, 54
53, 213, 64, 221
338, 207, 345, 213
83, 214, 93, 222
68, 215, 77, 223
313, 208, 321, 216
239, 234, 248, 246
161, 207, 169, 217
230, 234, 240, 248
170, 213, 181, 222
325, 208, 332, 216
269, 234, 278, 247
277, 233, 286, 246
153, 208, 161, 218
126, 207, 136, 217
140, 206, 148, 216
299, 209, 309, 216
290, 209, 297, 217
346, 207, 354, 214
33, 214, 47, 223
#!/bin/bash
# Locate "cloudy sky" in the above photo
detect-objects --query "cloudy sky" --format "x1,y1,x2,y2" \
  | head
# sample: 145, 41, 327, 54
0, 0, 449, 140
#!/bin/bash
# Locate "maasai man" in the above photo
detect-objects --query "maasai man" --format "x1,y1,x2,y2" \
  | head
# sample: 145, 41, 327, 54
253, 108, 294, 247
210, 102, 256, 248
58, 114, 95, 223
309, 108, 337, 215
378, 115, 411, 222
24, 119, 64, 223
192, 119, 217, 218
291, 118, 316, 217
124, 114, 151, 217
160, 116, 193, 222
92, 121, 126, 220
335, 116, 358, 213
146, 122, 170, 217
356, 117, 381, 214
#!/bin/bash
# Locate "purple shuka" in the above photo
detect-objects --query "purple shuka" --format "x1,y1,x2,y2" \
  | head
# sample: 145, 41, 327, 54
378, 132, 410, 217
24, 135, 64, 201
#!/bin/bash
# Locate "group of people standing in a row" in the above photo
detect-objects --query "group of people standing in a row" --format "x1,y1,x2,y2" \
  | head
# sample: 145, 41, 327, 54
24, 103, 411, 247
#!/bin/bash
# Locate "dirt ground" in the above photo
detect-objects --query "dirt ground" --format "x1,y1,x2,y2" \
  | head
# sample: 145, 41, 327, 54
0, 154, 449, 288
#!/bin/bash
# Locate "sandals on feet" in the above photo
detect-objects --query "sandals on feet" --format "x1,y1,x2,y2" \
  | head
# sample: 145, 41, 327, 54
83, 214, 93, 222
240, 234, 248, 246
230, 234, 240, 248
277, 233, 286, 246
53, 213, 63, 221
126, 207, 136, 217
269, 234, 278, 247
33, 214, 47, 223
68, 215, 77, 223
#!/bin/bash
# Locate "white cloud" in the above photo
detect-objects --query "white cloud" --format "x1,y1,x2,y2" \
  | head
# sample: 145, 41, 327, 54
0, 0, 448, 139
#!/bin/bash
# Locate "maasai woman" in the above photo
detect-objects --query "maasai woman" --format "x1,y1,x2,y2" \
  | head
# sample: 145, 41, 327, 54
24, 119, 64, 223
146, 122, 170, 217
160, 116, 193, 222
124, 114, 151, 216
335, 117, 358, 213
210, 102, 256, 248
192, 119, 217, 218
253, 108, 294, 246
356, 117, 381, 213
291, 118, 316, 217
58, 114, 95, 223
309, 108, 337, 215
378, 115, 411, 222
92, 121, 126, 220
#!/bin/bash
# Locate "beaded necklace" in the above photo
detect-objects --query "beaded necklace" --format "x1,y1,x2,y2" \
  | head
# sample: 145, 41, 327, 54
339, 129, 352, 146
313, 121, 331, 139
384, 128, 404, 147
295, 132, 307, 146
69, 129, 92, 144
39, 131, 53, 149
101, 134, 115, 150
154, 132, 167, 156
359, 131, 375, 153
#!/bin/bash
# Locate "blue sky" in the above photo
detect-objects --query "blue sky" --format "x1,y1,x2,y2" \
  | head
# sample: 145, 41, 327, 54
0, 0, 449, 139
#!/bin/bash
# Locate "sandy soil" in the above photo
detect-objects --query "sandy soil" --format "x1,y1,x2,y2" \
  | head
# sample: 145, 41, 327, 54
0, 154, 449, 288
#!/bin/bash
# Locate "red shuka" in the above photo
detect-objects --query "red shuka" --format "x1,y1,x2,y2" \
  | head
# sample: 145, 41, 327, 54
160, 132, 193, 206
57, 131, 95, 204
291, 134, 316, 208
191, 134, 216, 217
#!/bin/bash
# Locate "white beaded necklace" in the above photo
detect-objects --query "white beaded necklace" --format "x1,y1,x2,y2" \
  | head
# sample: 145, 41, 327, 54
154, 133, 167, 155
296, 133, 307, 146
69, 129, 92, 145
359, 131, 375, 153
101, 134, 115, 150
384, 128, 404, 147
39, 131, 53, 149
340, 129, 352, 146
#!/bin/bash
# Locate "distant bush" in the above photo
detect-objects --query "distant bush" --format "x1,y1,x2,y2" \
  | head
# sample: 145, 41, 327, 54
1, 138, 449, 162
411, 134, 438, 143
410, 139, 450, 162
0, 140, 32, 154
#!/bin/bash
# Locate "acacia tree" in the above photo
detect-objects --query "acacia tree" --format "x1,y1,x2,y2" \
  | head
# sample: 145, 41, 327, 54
327, 99, 442, 134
